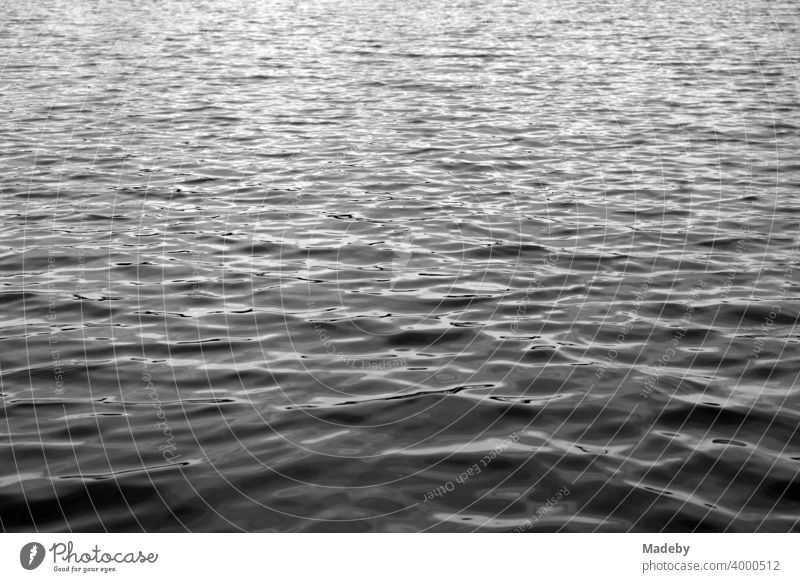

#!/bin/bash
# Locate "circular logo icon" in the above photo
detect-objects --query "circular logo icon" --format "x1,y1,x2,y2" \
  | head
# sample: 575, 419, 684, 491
20, 542, 46, 570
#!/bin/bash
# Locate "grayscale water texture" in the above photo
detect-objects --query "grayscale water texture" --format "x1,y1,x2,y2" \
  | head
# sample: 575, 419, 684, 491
1, 0, 799, 531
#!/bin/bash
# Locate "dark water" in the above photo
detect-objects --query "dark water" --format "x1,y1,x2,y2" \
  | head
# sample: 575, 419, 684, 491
2, 0, 800, 532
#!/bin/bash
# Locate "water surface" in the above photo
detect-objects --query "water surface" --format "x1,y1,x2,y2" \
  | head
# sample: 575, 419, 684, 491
1, 0, 799, 532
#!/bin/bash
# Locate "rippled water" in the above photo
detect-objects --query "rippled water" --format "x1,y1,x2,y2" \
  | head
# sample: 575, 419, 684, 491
2, 0, 800, 532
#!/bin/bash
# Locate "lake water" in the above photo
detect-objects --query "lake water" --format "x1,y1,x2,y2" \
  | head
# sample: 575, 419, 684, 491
1, 0, 799, 532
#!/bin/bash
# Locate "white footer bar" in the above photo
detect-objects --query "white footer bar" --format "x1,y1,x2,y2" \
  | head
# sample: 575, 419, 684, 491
1, 533, 796, 581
